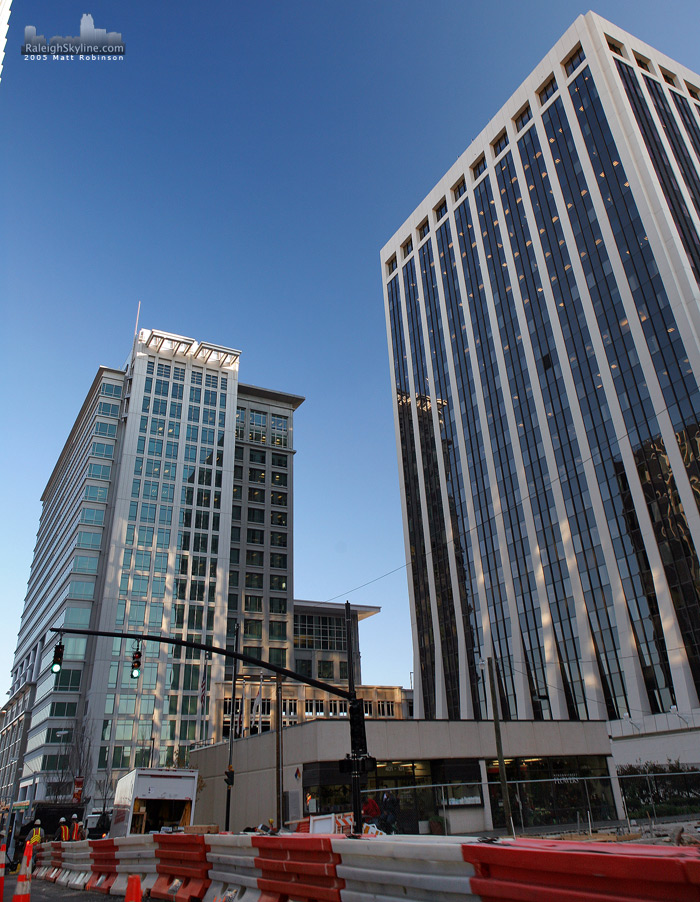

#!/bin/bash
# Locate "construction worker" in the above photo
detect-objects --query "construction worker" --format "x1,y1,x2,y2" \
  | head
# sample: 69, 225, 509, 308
54, 817, 69, 841
70, 814, 81, 841
27, 819, 45, 846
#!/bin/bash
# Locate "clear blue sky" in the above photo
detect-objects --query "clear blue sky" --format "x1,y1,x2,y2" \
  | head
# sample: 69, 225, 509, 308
1, 1, 699, 700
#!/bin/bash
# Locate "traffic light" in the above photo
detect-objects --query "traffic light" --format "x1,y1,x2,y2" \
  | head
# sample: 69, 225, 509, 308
51, 643, 64, 674
348, 698, 367, 757
131, 647, 142, 679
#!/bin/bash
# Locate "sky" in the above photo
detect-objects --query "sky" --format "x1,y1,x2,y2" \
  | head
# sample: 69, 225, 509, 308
1, 0, 699, 702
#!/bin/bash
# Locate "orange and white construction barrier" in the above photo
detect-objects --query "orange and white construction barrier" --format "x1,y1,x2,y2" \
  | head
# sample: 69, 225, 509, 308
12, 844, 32, 902
0, 842, 6, 899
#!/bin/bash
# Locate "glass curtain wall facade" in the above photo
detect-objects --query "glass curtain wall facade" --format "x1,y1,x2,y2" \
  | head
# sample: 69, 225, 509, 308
382, 13, 700, 754
8, 329, 304, 808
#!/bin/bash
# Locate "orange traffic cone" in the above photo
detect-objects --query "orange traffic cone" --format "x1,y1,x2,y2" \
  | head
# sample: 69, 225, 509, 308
12, 844, 31, 902
125, 874, 142, 902
0, 842, 6, 899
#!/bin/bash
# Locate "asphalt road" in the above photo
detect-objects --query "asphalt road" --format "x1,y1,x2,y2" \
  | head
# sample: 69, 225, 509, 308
4, 875, 118, 902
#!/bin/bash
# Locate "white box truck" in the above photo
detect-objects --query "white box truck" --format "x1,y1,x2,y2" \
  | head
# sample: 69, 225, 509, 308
110, 768, 198, 837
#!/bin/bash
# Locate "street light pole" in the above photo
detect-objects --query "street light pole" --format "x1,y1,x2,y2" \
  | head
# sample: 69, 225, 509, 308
487, 656, 514, 837
275, 674, 283, 830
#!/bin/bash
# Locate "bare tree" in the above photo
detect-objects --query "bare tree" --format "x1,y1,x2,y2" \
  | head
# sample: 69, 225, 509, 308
44, 720, 94, 804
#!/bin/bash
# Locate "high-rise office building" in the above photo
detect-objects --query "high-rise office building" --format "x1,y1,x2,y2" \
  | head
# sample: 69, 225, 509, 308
382, 12, 700, 762
1, 329, 304, 810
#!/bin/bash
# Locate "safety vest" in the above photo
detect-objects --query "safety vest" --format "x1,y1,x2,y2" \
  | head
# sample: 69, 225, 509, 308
70, 822, 80, 841
28, 828, 43, 845
58, 824, 69, 841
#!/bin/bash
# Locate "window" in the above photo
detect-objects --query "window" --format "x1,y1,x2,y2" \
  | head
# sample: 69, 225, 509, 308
386, 256, 397, 274
271, 511, 287, 526
244, 619, 262, 639
270, 531, 287, 547
492, 131, 509, 155
564, 44, 585, 76
80, 508, 104, 526
246, 549, 264, 567
249, 467, 266, 483
248, 507, 265, 523
269, 620, 287, 640
249, 487, 265, 504
73, 555, 98, 574
244, 594, 263, 612
269, 648, 286, 667
97, 401, 119, 418
84, 485, 108, 503
271, 491, 287, 507
100, 382, 122, 398
635, 55, 650, 71
434, 198, 447, 221
686, 83, 700, 101
88, 462, 111, 480
91, 441, 114, 459
295, 658, 312, 677
377, 700, 395, 717
270, 552, 287, 569
661, 68, 677, 86
402, 237, 413, 258
270, 597, 287, 614
318, 660, 334, 680
271, 415, 288, 447
472, 155, 486, 178
294, 613, 346, 650
453, 178, 466, 200
249, 410, 267, 444
418, 220, 429, 240
270, 574, 287, 591
243, 646, 262, 661
246, 572, 264, 589
271, 471, 287, 486
68, 580, 94, 599
236, 407, 245, 439
77, 531, 101, 550
94, 421, 117, 438
363, 700, 373, 716
538, 76, 557, 104
140, 503, 156, 523
514, 105, 532, 131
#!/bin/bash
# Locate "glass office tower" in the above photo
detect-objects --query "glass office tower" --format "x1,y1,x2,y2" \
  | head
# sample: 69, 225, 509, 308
2, 329, 303, 807
382, 12, 700, 761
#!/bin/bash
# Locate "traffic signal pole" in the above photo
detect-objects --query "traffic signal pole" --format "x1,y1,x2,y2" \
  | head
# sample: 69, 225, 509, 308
345, 601, 368, 835
224, 622, 240, 831
51, 612, 373, 833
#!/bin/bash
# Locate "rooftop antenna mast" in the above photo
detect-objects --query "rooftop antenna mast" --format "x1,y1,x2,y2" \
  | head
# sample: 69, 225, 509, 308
130, 300, 142, 367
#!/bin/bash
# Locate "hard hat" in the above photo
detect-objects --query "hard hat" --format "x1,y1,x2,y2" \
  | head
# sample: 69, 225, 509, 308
60, 817, 66, 822
72, 813, 78, 819
78, 821, 84, 826
35, 819, 41, 825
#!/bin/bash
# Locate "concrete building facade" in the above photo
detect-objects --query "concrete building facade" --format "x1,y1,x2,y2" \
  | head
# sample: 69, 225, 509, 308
382, 12, 700, 763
